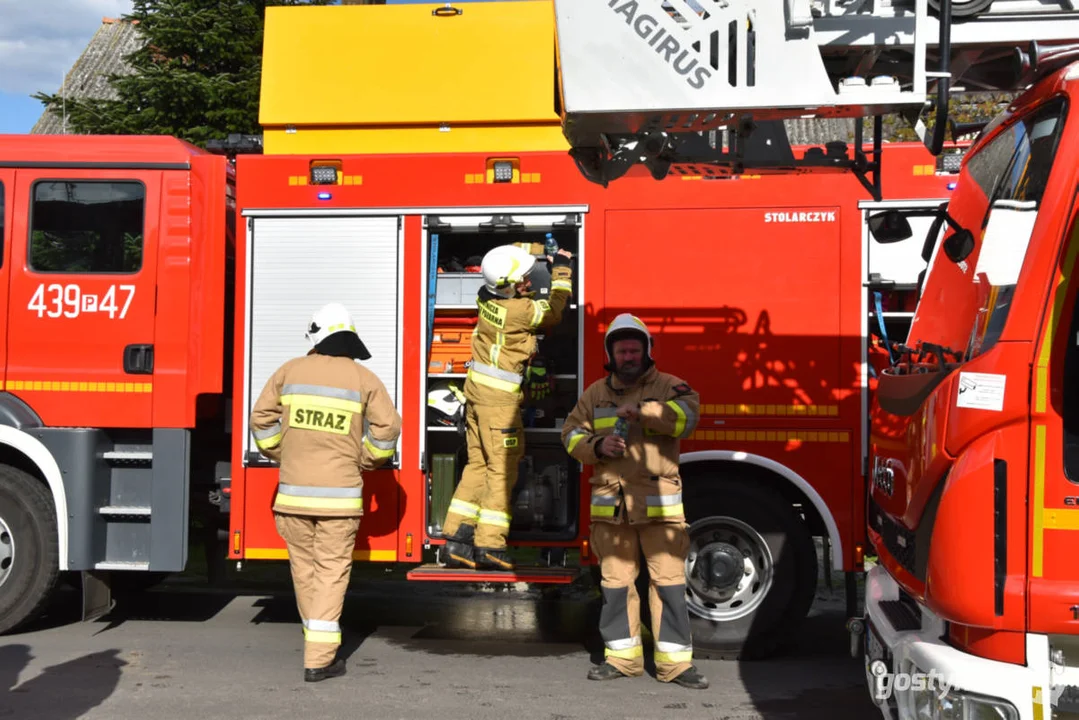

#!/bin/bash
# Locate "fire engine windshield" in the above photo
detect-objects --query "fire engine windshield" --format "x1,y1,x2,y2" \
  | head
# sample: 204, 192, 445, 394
911, 96, 1068, 359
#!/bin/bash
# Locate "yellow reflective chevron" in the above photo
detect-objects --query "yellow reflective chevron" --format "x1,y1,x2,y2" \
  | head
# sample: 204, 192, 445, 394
655, 650, 693, 664
646, 493, 684, 518
253, 419, 283, 449
666, 399, 687, 438
448, 498, 481, 520
303, 628, 341, 644
591, 493, 619, 518
529, 299, 550, 327
478, 508, 511, 529
282, 394, 364, 416
275, 482, 363, 512
363, 434, 396, 458
565, 428, 589, 453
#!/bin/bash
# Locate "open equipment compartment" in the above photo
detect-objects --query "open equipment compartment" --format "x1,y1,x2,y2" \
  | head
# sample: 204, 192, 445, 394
422, 211, 583, 545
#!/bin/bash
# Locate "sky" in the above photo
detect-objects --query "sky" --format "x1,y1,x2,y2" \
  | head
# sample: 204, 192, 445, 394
0, 0, 519, 134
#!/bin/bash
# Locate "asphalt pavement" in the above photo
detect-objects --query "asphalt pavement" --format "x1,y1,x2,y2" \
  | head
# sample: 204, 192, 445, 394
1, 565, 880, 720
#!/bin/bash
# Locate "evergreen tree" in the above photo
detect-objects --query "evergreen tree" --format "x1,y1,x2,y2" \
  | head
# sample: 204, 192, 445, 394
33, 0, 336, 146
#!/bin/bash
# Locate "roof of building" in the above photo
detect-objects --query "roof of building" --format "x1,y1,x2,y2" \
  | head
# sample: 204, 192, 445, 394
31, 18, 143, 135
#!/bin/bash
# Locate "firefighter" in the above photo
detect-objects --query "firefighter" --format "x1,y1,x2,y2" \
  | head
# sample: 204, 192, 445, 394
440, 243, 574, 570
249, 302, 401, 683
560, 313, 709, 689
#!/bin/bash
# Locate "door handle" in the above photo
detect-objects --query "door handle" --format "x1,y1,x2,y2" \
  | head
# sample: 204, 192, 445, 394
123, 344, 154, 375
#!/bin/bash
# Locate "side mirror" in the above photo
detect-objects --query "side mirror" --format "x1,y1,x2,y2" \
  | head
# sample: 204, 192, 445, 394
868, 210, 913, 244
943, 228, 975, 263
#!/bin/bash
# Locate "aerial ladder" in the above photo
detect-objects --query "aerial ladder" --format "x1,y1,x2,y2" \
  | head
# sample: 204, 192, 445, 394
551, 0, 1079, 200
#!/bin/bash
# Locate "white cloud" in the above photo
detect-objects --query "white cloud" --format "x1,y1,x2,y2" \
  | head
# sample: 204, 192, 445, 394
0, 0, 133, 96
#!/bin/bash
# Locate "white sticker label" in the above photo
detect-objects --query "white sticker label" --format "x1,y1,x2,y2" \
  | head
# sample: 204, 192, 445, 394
27, 283, 136, 320
956, 372, 1006, 412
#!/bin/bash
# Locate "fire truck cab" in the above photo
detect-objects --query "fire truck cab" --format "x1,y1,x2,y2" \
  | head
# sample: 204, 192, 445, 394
0, 135, 232, 633
862, 60, 1079, 720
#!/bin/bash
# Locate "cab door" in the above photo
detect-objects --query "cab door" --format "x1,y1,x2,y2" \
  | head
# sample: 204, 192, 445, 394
0, 171, 12, 391
7, 171, 158, 428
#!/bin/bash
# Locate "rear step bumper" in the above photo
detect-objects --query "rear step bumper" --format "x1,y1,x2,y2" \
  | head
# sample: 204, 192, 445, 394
863, 564, 1053, 720
406, 565, 579, 584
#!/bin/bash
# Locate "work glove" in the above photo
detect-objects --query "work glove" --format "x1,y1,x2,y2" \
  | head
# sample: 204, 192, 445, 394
525, 358, 554, 403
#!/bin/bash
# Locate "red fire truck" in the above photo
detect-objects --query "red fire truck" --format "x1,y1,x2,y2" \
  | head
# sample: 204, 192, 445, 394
0, 0, 962, 660
859, 43, 1079, 720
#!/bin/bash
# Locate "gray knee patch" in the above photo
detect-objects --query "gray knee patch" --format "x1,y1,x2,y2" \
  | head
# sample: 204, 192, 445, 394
657, 583, 692, 646
599, 585, 631, 643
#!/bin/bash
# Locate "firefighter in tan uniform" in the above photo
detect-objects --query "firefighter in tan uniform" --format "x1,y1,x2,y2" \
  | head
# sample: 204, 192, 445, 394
441, 243, 574, 570
561, 313, 709, 689
250, 302, 401, 683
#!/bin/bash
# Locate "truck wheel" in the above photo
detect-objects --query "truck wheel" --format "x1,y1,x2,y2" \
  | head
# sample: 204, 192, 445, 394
928, 0, 994, 17
681, 476, 818, 660
0, 465, 59, 635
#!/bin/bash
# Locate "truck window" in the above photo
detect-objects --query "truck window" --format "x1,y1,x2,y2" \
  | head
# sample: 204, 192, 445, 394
965, 121, 1023, 203
964, 97, 1067, 359
29, 180, 144, 274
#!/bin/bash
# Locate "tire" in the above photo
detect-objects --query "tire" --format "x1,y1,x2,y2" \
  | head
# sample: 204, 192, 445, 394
0, 465, 59, 635
678, 474, 818, 660
928, 0, 994, 18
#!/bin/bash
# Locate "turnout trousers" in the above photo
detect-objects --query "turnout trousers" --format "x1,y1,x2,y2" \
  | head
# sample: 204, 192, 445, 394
441, 401, 524, 549
592, 521, 695, 682
274, 512, 360, 669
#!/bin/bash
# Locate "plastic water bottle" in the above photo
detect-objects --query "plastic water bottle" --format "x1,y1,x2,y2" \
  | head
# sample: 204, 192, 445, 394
544, 232, 559, 257
614, 417, 629, 440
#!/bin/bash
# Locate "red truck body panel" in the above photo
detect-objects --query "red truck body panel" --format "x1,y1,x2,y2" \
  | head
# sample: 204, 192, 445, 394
229, 143, 954, 566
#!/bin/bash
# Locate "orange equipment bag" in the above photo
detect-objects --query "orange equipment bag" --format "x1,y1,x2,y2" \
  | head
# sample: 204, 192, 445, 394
429, 315, 476, 375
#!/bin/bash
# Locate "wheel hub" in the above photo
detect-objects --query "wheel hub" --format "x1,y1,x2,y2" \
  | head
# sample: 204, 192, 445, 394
0, 513, 13, 590
697, 542, 744, 592
685, 516, 775, 623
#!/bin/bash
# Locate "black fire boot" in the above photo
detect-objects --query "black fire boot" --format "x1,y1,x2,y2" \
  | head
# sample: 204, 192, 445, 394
587, 663, 629, 681
670, 665, 709, 689
474, 547, 515, 570
443, 525, 476, 569
304, 658, 346, 683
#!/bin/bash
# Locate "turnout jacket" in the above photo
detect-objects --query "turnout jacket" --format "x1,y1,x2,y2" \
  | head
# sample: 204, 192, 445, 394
464, 255, 573, 406
560, 365, 700, 525
249, 353, 402, 518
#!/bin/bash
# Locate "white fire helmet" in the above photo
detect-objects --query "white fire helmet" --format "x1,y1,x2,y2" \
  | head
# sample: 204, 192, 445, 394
427, 381, 465, 425
604, 313, 654, 367
305, 302, 371, 359
481, 244, 537, 298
